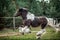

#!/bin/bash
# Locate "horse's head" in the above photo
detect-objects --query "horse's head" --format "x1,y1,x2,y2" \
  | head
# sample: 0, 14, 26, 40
14, 8, 28, 19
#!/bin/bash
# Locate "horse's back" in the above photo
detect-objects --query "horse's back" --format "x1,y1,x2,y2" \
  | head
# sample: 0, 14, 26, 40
31, 18, 40, 27
31, 16, 47, 27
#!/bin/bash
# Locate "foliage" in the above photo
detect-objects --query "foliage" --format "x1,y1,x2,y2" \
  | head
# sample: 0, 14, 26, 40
0, 0, 16, 30
50, 0, 60, 22
0, 0, 60, 29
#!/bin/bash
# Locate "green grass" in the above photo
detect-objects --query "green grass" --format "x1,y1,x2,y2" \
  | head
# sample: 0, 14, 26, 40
0, 27, 60, 40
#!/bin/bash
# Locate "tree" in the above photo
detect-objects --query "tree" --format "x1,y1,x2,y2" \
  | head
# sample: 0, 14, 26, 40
50, 0, 60, 22
0, 0, 16, 30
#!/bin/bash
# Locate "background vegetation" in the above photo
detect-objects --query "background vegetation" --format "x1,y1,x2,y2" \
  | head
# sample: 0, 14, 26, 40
0, 0, 60, 30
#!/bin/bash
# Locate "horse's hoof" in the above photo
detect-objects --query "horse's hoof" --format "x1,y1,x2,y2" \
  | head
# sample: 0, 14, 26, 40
21, 32, 24, 35
29, 31, 31, 33
36, 37, 41, 40
36, 36, 41, 40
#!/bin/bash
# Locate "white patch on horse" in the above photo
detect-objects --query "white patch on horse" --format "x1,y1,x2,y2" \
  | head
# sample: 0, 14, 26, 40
19, 26, 27, 33
46, 17, 56, 26
24, 26, 31, 33
19, 27, 24, 33
19, 26, 31, 33
22, 8, 28, 10
27, 12, 35, 21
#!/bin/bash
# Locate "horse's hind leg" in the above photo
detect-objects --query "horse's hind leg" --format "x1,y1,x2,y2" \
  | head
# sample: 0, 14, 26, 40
36, 23, 47, 39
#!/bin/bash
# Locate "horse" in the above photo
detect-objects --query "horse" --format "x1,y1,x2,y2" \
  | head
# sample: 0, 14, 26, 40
14, 8, 48, 39
14, 8, 60, 39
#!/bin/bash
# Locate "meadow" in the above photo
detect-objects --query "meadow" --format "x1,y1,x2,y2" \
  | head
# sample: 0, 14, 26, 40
0, 26, 60, 40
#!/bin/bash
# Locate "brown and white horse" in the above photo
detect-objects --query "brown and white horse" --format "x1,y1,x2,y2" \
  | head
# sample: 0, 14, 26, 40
14, 8, 48, 39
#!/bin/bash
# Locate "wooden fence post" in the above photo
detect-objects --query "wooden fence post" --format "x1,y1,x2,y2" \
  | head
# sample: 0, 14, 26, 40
13, 17, 15, 30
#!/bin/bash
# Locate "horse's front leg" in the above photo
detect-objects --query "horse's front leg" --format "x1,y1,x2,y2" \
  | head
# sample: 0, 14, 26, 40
24, 20, 31, 33
22, 25, 31, 34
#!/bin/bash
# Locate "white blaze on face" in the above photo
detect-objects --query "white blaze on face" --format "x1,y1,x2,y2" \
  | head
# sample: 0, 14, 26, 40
27, 12, 35, 21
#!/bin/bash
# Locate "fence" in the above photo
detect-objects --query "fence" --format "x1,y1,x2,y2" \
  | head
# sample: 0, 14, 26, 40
0, 17, 60, 30
0, 17, 23, 30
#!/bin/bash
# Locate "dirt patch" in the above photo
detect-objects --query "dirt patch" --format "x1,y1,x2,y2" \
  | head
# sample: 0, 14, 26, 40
0, 32, 21, 37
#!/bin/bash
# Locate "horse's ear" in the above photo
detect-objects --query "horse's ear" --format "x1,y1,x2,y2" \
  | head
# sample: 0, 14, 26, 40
14, 9, 23, 17
14, 8, 28, 17
19, 8, 23, 12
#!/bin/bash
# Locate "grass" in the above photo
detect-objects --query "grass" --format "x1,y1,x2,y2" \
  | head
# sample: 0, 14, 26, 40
0, 26, 60, 40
